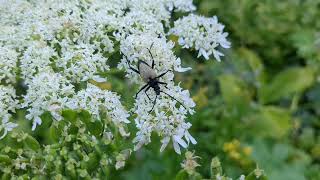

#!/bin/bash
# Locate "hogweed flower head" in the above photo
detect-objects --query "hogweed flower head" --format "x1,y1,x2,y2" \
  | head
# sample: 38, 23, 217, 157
171, 14, 231, 61
0, 0, 230, 154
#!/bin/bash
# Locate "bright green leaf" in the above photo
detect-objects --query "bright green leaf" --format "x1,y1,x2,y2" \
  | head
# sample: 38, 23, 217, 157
259, 67, 315, 104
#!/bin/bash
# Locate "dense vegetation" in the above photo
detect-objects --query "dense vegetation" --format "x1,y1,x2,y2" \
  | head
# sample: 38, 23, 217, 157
0, 0, 319, 179
118, 1, 320, 179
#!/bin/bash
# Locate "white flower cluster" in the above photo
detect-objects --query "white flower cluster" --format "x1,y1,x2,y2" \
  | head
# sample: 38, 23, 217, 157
67, 84, 130, 136
20, 41, 56, 83
119, 34, 197, 153
0, 47, 17, 84
0, 0, 229, 153
171, 14, 231, 61
21, 71, 74, 130
56, 40, 110, 83
0, 85, 18, 139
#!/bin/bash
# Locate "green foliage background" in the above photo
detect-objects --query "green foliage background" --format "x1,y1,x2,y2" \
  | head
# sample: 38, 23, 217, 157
118, 1, 320, 179
1, 0, 320, 179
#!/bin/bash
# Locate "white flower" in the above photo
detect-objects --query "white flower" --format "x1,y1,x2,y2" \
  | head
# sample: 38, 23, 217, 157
0, 47, 17, 84
0, 85, 18, 139
119, 33, 196, 153
0, 0, 230, 154
56, 40, 110, 83
171, 14, 231, 61
239, 175, 245, 180
67, 84, 130, 136
165, 0, 196, 12
0, 120, 18, 139
20, 41, 56, 84
21, 71, 74, 130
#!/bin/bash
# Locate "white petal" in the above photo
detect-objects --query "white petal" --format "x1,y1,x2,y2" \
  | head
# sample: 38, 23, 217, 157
92, 75, 106, 82
185, 131, 197, 145
174, 135, 188, 148
32, 116, 42, 131
173, 141, 181, 154
175, 66, 192, 72
160, 136, 170, 152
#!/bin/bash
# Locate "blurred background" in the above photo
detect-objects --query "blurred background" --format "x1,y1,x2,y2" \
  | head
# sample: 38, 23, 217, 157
1, 0, 319, 179
116, 1, 320, 179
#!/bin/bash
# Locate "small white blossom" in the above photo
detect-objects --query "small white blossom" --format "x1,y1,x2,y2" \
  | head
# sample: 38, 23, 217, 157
0, 85, 18, 139
21, 71, 74, 130
20, 41, 56, 83
0, 47, 17, 84
239, 175, 245, 180
67, 84, 130, 136
171, 14, 231, 61
165, 0, 196, 12
57, 41, 109, 83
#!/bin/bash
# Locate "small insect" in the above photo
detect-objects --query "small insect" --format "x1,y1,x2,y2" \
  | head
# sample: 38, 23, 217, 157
124, 43, 186, 113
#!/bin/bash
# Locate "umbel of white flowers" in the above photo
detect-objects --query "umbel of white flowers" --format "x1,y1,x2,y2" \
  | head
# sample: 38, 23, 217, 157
0, 0, 230, 154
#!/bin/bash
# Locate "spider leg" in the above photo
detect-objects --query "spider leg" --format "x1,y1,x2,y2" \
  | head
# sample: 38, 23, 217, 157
147, 42, 155, 69
156, 70, 172, 79
148, 94, 158, 113
135, 83, 149, 99
160, 90, 187, 109
124, 55, 140, 74
157, 81, 168, 88
144, 86, 152, 101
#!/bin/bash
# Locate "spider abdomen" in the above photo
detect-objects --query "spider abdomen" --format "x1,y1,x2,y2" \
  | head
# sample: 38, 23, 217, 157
138, 60, 157, 82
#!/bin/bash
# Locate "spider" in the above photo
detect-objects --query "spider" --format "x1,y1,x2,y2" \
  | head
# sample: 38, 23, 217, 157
124, 43, 186, 113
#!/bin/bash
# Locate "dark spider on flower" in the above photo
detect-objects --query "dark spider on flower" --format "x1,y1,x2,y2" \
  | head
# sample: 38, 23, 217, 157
124, 43, 186, 113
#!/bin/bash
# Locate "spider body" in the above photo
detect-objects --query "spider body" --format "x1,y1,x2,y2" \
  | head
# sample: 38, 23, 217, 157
124, 43, 186, 113
147, 78, 161, 96
138, 60, 157, 82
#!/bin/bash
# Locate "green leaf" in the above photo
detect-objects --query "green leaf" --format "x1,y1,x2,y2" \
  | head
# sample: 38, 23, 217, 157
49, 125, 60, 142
62, 110, 78, 124
0, 154, 11, 164
248, 106, 292, 139
79, 111, 103, 136
218, 74, 252, 106
1, 173, 11, 180
86, 153, 99, 172
23, 135, 41, 151
259, 67, 315, 104
87, 120, 104, 137
237, 48, 264, 73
